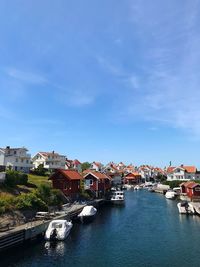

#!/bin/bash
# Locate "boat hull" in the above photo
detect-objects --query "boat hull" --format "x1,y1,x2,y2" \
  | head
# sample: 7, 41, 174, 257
78, 214, 96, 223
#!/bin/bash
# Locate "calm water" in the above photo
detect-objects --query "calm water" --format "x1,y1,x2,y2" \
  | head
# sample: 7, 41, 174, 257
2, 190, 200, 267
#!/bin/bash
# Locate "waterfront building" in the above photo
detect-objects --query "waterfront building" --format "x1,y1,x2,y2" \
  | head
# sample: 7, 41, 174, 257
32, 151, 66, 171
49, 169, 83, 199
166, 165, 198, 181
124, 172, 141, 185
84, 171, 111, 198
0, 146, 33, 173
180, 181, 200, 201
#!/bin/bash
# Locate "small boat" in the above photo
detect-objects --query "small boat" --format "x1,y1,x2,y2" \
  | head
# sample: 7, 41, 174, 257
45, 219, 73, 241
134, 185, 141, 190
110, 191, 125, 205
77, 205, 97, 223
177, 202, 195, 214
165, 190, 176, 200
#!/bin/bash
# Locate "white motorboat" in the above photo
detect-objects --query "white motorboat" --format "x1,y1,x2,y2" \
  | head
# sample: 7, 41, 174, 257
77, 205, 97, 223
110, 190, 125, 205
165, 190, 176, 200
45, 219, 73, 241
177, 202, 195, 214
134, 185, 141, 190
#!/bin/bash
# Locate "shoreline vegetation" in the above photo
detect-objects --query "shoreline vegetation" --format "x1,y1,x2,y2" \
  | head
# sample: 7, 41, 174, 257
0, 171, 63, 227
0, 170, 92, 227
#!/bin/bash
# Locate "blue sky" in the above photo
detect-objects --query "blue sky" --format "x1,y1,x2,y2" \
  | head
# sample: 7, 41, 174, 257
0, 0, 200, 167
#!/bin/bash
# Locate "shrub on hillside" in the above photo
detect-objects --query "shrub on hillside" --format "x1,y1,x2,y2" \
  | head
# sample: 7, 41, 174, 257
31, 164, 48, 176
15, 193, 48, 211
5, 171, 28, 187
18, 173, 28, 185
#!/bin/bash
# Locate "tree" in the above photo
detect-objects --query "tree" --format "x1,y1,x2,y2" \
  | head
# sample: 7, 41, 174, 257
81, 162, 91, 171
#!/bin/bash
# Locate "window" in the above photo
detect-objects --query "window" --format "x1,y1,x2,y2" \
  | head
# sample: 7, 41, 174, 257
90, 179, 93, 185
16, 158, 18, 162
26, 160, 29, 164
21, 159, 23, 163
14, 151, 16, 155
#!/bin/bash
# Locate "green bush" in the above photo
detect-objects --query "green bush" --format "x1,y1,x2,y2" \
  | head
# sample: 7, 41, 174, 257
5, 170, 28, 187
15, 193, 48, 211
5, 170, 18, 187
163, 180, 184, 188
18, 173, 28, 185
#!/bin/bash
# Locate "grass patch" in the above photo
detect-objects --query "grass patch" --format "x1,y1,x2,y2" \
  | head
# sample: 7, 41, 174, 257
28, 174, 51, 188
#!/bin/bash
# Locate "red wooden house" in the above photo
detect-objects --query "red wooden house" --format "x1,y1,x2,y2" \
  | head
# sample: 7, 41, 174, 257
180, 181, 200, 200
124, 172, 141, 185
84, 171, 111, 197
49, 169, 83, 198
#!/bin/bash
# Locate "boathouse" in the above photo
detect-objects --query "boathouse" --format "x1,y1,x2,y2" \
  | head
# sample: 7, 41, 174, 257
180, 181, 200, 201
49, 169, 83, 199
84, 171, 111, 198
124, 172, 141, 185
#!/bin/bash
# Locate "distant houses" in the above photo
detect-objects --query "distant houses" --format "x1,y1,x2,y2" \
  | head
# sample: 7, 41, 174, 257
0, 146, 33, 173
166, 165, 200, 181
32, 151, 66, 171
3, 145, 200, 200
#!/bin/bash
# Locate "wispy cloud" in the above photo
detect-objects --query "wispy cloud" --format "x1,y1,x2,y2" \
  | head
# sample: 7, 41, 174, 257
6, 68, 47, 84
106, 0, 200, 137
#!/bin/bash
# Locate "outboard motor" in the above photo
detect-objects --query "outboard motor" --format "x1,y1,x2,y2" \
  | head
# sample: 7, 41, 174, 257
50, 228, 58, 241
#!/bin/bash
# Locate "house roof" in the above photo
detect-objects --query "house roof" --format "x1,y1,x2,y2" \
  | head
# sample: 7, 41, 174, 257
181, 166, 197, 173
73, 159, 81, 165
84, 171, 111, 180
92, 162, 102, 167
180, 181, 200, 189
39, 151, 61, 157
50, 169, 83, 180
167, 165, 197, 173
125, 172, 141, 179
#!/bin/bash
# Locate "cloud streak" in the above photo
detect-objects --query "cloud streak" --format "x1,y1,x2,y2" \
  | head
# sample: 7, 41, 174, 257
100, 0, 200, 137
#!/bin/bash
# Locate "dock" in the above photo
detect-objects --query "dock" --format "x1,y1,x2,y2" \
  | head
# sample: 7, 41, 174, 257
0, 199, 105, 253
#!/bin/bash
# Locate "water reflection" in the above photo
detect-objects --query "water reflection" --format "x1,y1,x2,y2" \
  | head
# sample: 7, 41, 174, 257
45, 241, 65, 256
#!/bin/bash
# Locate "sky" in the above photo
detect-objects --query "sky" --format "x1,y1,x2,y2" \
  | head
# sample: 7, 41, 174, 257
0, 0, 200, 167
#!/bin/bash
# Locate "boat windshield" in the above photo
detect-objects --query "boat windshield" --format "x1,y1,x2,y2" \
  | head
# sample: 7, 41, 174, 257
52, 223, 63, 229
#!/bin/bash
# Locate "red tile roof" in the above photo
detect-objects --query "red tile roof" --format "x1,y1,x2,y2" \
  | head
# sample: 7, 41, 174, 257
181, 181, 200, 189
167, 166, 197, 173
51, 169, 83, 180
125, 172, 141, 179
84, 171, 111, 180
166, 167, 176, 173
181, 166, 197, 173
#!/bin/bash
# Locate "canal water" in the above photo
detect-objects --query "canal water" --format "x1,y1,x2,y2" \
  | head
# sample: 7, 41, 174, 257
2, 190, 200, 267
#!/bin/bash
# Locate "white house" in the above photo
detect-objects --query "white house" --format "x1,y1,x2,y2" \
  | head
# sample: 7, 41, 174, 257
0, 146, 33, 173
138, 166, 153, 181
32, 151, 66, 171
166, 165, 197, 181
90, 162, 103, 172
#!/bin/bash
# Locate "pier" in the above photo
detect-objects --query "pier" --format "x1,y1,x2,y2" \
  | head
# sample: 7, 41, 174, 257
0, 199, 105, 253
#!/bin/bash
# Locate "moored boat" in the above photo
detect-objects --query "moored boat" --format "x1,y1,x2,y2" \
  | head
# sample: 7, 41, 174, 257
45, 219, 73, 241
77, 205, 97, 223
177, 202, 195, 214
110, 190, 125, 205
134, 185, 141, 190
165, 190, 176, 200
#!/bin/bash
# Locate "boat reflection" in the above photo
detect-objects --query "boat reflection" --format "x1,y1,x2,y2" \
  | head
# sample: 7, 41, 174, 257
44, 241, 65, 256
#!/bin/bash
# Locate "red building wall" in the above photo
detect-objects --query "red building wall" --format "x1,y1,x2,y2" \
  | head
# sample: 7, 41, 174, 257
51, 173, 80, 197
